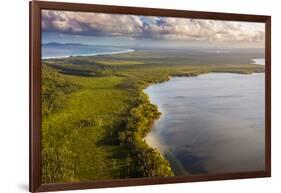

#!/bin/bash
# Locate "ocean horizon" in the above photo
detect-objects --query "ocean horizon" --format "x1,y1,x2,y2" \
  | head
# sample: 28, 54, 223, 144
42, 43, 135, 59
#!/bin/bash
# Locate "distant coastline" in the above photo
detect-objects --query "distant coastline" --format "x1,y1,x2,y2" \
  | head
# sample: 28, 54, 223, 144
42, 48, 135, 59
42, 43, 135, 59
251, 58, 265, 65
201, 50, 231, 54
41, 47, 265, 182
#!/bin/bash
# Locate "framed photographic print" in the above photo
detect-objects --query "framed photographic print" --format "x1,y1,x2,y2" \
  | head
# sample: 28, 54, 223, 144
30, 1, 271, 192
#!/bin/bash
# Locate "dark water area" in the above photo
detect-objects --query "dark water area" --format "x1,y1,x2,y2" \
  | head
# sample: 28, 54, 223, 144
144, 73, 265, 175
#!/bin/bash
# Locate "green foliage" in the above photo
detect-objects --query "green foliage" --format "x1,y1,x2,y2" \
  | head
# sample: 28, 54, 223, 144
42, 70, 134, 183
41, 50, 264, 183
95, 60, 144, 66
135, 145, 174, 177
42, 65, 79, 116
117, 91, 173, 177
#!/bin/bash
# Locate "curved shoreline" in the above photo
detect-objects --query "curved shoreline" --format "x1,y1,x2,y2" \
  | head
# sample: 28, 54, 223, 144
137, 73, 200, 176
41, 48, 266, 181
142, 71, 265, 175
42, 48, 135, 59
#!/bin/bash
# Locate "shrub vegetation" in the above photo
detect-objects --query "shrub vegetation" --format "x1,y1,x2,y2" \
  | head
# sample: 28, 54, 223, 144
42, 50, 264, 183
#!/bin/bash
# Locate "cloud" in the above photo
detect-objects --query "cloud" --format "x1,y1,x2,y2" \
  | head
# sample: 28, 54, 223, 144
42, 10, 264, 43
42, 10, 143, 37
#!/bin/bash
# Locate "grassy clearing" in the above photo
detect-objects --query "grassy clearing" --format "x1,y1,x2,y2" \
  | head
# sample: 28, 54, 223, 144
42, 50, 264, 183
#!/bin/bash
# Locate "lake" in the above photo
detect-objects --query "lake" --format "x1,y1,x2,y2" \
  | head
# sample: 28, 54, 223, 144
144, 73, 265, 175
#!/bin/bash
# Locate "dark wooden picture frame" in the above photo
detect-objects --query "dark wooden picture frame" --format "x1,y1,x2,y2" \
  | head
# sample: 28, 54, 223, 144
30, 1, 271, 192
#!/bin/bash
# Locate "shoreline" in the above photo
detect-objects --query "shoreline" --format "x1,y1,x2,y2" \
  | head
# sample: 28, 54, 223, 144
142, 71, 265, 175
251, 58, 265, 65
41, 44, 266, 181
42, 48, 135, 60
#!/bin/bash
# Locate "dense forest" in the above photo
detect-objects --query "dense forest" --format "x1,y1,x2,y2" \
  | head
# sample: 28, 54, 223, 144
41, 50, 264, 183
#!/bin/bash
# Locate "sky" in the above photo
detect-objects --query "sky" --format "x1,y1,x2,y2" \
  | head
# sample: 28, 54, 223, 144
42, 10, 265, 49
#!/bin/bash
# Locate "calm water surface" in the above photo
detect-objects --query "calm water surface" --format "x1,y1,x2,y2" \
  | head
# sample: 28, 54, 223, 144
144, 73, 265, 175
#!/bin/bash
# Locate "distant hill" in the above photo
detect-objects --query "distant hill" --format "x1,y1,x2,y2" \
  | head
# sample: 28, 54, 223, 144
43, 42, 85, 46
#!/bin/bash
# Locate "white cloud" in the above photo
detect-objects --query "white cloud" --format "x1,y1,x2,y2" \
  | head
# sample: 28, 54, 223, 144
42, 10, 265, 43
